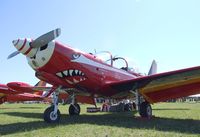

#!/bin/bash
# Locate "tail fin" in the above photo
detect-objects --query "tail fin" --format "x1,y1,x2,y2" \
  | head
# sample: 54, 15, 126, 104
148, 60, 157, 75
34, 81, 46, 96
34, 81, 46, 87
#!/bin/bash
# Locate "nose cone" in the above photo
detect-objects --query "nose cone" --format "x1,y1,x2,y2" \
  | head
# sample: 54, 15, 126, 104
12, 38, 37, 57
13, 38, 27, 51
12, 39, 19, 46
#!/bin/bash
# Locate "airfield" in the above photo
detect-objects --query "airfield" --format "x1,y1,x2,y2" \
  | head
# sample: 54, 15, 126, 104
0, 102, 200, 137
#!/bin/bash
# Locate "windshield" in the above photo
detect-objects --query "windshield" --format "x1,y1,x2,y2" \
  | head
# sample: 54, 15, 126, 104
94, 51, 113, 65
94, 51, 135, 72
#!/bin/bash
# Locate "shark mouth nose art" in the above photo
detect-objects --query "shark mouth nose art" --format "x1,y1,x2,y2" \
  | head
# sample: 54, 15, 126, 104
56, 69, 86, 85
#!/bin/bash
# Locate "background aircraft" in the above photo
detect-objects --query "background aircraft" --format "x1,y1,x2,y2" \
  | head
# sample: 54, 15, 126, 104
7, 28, 200, 123
0, 81, 50, 104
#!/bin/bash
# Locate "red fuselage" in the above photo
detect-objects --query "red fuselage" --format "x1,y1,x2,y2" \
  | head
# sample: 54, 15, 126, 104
30, 42, 140, 98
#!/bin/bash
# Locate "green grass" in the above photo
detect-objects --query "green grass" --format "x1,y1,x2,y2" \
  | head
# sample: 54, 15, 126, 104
0, 102, 200, 137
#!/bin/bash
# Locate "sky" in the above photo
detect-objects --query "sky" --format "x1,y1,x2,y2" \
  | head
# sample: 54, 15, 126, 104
0, 0, 200, 85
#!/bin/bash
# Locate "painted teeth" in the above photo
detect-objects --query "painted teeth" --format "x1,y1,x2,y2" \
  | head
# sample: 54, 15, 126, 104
56, 69, 85, 78
65, 78, 86, 85
73, 78, 79, 84
80, 78, 86, 81
75, 70, 78, 75
63, 70, 68, 76
65, 79, 73, 85
56, 72, 63, 77
69, 70, 73, 76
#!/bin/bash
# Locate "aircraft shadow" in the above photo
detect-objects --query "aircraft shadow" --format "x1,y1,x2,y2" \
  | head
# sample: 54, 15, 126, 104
1, 112, 200, 136
19, 106, 44, 109
0, 112, 43, 119
0, 106, 43, 110
153, 108, 190, 111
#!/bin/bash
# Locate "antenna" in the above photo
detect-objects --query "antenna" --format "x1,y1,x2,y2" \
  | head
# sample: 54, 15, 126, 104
94, 49, 97, 54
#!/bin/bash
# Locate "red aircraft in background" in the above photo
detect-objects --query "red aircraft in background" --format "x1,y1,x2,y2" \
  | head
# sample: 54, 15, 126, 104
7, 28, 200, 123
0, 81, 50, 104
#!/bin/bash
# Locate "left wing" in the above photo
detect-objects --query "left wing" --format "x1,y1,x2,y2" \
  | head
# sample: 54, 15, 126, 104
109, 66, 200, 103
6, 81, 51, 94
0, 81, 51, 104
0, 84, 12, 95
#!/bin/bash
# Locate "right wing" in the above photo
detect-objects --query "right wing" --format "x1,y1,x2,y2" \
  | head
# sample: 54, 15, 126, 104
109, 66, 200, 103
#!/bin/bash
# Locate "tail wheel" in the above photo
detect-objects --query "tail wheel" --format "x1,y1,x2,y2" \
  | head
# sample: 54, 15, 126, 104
69, 104, 80, 116
139, 101, 152, 118
43, 105, 60, 123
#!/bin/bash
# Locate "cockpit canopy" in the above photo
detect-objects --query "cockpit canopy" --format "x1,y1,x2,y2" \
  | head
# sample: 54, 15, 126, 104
94, 51, 136, 72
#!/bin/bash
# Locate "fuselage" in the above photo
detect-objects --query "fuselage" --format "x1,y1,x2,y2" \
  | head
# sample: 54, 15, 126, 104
27, 41, 141, 97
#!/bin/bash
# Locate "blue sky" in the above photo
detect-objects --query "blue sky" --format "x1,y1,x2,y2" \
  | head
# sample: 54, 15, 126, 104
1, 0, 200, 85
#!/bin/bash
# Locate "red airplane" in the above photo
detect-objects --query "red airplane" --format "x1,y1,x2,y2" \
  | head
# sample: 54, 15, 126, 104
0, 81, 50, 104
7, 28, 200, 123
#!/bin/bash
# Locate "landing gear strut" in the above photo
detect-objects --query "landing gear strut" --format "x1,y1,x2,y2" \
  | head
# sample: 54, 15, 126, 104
43, 91, 60, 123
68, 97, 80, 116
136, 90, 152, 118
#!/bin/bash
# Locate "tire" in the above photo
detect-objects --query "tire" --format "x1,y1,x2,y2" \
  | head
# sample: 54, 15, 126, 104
124, 103, 132, 111
69, 104, 80, 116
43, 105, 60, 123
139, 102, 152, 118
132, 102, 136, 110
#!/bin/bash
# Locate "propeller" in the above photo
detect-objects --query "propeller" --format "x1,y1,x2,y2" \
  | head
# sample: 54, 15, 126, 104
31, 28, 61, 48
7, 51, 20, 59
7, 28, 61, 59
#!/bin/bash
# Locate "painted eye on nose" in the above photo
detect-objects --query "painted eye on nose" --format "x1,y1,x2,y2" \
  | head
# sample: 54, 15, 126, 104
72, 53, 80, 59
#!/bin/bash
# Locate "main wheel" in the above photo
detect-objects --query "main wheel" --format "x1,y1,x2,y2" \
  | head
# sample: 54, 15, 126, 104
139, 102, 152, 118
69, 104, 80, 116
43, 105, 61, 123
132, 102, 136, 110
124, 103, 132, 111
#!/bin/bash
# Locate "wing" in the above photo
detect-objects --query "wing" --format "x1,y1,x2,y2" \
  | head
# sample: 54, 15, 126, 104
109, 66, 200, 103
5, 93, 51, 102
0, 83, 51, 104
6, 82, 51, 94
0, 84, 16, 95
9, 86, 52, 94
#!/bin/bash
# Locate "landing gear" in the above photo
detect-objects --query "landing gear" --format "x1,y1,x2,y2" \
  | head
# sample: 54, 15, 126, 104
69, 104, 81, 116
139, 101, 152, 118
43, 90, 60, 123
42, 87, 82, 122
135, 90, 152, 118
68, 95, 80, 116
43, 105, 61, 123
124, 103, 133, 111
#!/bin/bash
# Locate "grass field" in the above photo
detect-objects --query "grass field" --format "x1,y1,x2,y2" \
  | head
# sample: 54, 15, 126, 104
0, 102, 200, 137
